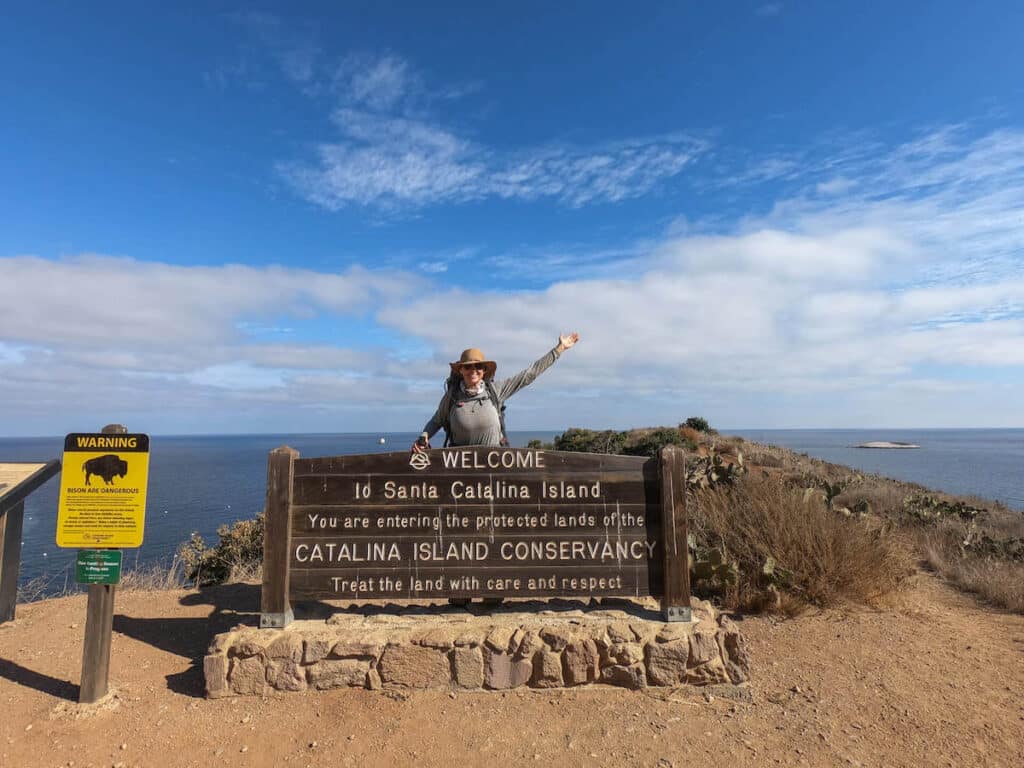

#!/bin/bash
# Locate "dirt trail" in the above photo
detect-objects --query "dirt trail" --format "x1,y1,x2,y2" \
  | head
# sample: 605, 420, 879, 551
1, 576, 1021, 768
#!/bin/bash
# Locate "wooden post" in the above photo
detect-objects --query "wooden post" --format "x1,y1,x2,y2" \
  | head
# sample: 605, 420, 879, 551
659, 445, 691, 622
0, 459, 60, 624
0, 501, 26, 623
79, 423, 126, 703
261, 446, 297, 628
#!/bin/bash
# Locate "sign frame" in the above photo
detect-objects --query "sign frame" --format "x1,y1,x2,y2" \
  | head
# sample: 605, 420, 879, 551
260, 445, 691, 627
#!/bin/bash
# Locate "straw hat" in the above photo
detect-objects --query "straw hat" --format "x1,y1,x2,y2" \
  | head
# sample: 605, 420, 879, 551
450, 348, 497, 379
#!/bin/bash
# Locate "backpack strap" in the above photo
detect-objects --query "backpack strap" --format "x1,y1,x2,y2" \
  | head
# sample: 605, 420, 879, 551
485, 380, 509, 447
440, 378, 459, 448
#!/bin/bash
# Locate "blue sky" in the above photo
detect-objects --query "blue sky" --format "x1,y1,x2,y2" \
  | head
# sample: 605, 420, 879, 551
2, 1, 1024, 435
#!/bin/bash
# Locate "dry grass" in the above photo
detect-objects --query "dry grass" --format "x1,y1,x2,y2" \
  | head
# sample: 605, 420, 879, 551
16, 574, 65, 604
834, 481, 909, 518
919, 528, 1024, 612
118, 556, 186, 592
693, 473, 914, 612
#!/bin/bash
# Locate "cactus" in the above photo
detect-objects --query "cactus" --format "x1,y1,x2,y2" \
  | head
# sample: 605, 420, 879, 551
903, 494, 983, 523
687, 535, 739, 590
686, 446, 745, 490
690, 545, 739, 587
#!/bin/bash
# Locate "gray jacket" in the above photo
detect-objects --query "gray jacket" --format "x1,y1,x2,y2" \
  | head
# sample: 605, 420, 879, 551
420, 346, 562, 446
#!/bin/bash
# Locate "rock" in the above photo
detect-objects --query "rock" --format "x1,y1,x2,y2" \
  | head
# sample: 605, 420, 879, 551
656, 623, 693, 643
265, 633, 303, 663
450, 647, 484, 689
484, 650, 532, 689
724, 661, 748, 685
685, 659, 731, 686
267, 660, 306, 692
562, 639, 599, 686
604, 642, 644, 666
629, 622, 659, 645
203, 654, 229, 698
607, 621, 634, 644
717, 617, 751, 676
689, 631, 720, 667
411, 626, 458, 650
646, 639, 689, 686
539, 625, 575, 651
509, 628, 526, 652
331, 631, 387, 659
515, 629, 546, 659
307, 659, 370, 690
233, 633, 266, 658
600, 663, 647, 690
484, 625, 519, 653
582, 624, 610, 649
378, 645, 451, 688
366, 669, 382, 690
303, 636, 334, 664
208, 632, 236, 655
530, 650, 563, 688
229, 656, 268, 695
703, 683, 753, 703
453, 630, 484, 648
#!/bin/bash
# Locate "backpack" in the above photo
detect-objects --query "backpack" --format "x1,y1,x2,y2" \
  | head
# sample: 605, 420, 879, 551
440, 375, 509, 447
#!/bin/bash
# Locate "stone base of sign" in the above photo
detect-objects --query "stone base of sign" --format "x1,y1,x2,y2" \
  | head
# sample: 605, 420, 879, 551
204, 597, 749, 697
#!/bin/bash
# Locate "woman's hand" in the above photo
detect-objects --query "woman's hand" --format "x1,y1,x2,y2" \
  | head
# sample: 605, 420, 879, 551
557, 331, 580, 352
411, 436, 430, 453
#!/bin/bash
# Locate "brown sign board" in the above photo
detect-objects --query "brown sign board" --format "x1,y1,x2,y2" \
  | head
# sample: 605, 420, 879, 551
262, 446, 691, 627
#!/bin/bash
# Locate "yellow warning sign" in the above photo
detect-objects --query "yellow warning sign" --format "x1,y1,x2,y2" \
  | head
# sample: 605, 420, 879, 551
56, 433, 150, 548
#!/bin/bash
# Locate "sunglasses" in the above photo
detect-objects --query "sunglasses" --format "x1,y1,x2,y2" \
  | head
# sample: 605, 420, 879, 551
461, 363, 485, 371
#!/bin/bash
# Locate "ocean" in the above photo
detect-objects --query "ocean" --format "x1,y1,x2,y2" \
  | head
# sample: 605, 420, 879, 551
731, 428, 1024, 511
2, 428, 1021, 592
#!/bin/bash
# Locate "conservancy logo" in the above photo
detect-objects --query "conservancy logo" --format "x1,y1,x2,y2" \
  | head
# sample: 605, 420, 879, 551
409, 452, 431, 471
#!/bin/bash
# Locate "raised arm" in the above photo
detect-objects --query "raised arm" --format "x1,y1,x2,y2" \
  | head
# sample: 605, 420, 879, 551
497, 332, 579, 401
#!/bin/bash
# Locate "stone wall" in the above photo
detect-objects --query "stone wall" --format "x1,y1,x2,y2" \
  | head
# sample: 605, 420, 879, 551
204, 597, 749, 697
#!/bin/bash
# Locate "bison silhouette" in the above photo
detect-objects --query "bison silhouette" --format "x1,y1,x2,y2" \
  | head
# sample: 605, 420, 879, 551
83, 454, 128, 486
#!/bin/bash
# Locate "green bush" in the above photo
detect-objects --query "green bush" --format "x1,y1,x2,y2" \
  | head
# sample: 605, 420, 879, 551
553, 428, 627, 454
622, 428, 694, 458
683, 416, 710, 432
178, 513, 265, 586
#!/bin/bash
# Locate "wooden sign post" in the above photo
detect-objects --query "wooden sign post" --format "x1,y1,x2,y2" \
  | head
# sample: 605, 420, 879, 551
261, 444, 691, 627
54, 423, 150, 704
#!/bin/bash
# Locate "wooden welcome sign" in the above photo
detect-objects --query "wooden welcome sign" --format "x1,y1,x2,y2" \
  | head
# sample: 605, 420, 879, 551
260, 445, 690, 627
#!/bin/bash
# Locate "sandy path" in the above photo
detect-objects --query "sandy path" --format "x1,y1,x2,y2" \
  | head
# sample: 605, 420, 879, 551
1, 576, 1021, 768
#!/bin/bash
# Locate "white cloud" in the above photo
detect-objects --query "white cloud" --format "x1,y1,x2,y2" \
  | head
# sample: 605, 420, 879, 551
282, 111, 704, 211
5, 126, 1024, 433
0, 255, 420, 350
337, 53, 411, 110
279, 53, 706, 211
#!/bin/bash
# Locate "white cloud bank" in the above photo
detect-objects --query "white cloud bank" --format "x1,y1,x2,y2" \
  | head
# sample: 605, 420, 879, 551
3, 126, 1024, 434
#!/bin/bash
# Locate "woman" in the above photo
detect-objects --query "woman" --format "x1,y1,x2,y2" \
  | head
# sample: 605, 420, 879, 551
412, 332, 580, 452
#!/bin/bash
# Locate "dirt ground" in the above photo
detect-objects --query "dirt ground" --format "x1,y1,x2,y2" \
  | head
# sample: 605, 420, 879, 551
1, 575, 1021, 768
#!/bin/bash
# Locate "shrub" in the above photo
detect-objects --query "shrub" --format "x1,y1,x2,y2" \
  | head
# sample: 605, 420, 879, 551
691, 474, 913, 611
553, 428, 627, 454
679, 426, 703, 445
178, 513, 265, 586
622, 427, 695, 458
683, 416, 710, 432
